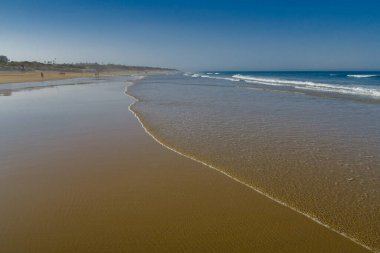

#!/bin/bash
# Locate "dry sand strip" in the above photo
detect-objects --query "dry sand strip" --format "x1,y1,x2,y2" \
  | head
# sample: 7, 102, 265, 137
0, 79, 371, 253
0, 70, 163, 84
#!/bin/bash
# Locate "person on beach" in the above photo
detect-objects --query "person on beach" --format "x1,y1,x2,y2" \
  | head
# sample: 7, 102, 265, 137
40, 72, 44, 78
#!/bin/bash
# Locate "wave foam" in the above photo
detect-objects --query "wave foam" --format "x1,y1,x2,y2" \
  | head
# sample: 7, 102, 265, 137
232, 74, 380, 98
186, 73, 239, 82
347, 74, 379, 78
201, 74, 240, 82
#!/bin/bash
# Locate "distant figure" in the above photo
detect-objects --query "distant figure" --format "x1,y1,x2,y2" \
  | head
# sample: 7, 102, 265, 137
40, 72, 44, 78
59, 72, 66, 76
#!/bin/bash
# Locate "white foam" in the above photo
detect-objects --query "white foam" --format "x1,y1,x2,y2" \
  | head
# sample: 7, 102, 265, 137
200, 74, 239, 82
131, 75, 146, 80
186, 73, 239, 82
347, 74, 378, 78
233, 74, 380, 98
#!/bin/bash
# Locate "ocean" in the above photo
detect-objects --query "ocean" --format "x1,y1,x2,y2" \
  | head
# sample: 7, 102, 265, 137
191, 71, 380, 101
128, 71, 380, 251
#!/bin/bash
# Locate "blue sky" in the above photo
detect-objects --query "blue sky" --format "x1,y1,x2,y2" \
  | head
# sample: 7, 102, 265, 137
1, 0, 380, 71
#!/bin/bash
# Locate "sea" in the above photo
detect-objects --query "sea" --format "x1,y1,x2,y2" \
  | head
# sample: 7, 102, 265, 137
128, 71, 380, 251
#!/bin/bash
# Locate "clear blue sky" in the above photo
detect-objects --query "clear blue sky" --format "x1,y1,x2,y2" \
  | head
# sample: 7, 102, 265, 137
1, 0, 380, 71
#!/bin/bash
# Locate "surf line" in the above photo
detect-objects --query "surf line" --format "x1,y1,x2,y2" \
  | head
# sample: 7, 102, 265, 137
124, 80, 374, 253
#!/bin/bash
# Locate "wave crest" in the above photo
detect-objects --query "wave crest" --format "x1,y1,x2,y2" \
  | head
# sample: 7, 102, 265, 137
232, 74, 380, 98
347, 74, 379, 78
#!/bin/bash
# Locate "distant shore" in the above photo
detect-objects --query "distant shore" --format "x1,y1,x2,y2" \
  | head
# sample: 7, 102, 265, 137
0, 70, 167, 84
0, 60, 175, 84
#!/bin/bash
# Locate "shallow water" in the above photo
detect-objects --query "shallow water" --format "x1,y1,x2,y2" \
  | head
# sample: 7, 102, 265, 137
129, 73, 380, 251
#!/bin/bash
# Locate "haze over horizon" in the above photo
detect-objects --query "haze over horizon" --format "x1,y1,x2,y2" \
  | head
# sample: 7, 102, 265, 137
1, 0, 380, 71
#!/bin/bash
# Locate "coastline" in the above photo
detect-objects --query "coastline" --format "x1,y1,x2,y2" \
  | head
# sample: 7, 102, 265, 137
0, 77, 372, 252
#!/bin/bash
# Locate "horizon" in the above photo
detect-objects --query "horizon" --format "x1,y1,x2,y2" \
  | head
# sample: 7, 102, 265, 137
2, 59, 380, 72
1, 0, 380, 71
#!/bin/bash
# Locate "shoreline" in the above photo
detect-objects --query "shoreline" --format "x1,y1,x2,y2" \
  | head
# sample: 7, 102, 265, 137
125, 80, 374, 253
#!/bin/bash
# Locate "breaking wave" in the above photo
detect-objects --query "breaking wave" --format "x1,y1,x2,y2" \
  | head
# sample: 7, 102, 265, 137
232, 74, 380, 98
347, 74, 379, 78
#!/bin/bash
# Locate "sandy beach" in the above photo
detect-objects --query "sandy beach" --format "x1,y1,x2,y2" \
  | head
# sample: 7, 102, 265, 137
0, 76, 370, 252
0, 70, 164, 84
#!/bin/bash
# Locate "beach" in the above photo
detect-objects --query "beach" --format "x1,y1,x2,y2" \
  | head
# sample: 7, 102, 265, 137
0, 75, 371, 252
0, 70, 165, 84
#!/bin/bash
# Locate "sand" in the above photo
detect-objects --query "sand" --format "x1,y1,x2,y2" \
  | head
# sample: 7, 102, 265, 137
0, 78, 371, 252
0, 70, 162, 84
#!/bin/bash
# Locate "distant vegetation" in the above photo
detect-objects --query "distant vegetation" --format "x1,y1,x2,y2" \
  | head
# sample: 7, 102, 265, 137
0, 56, 174, 72
0, 55, 10, 63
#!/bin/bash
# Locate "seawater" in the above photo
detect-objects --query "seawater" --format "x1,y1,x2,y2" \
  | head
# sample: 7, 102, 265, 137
193, 71, 380, 100
128, 72, 380, 251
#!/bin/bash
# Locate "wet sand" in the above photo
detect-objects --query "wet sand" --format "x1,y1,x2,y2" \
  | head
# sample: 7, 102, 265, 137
0, 78, 371, 252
